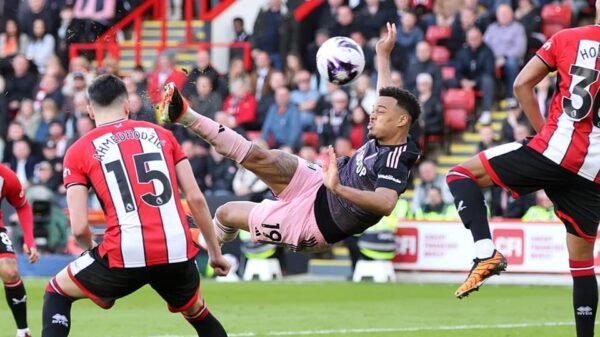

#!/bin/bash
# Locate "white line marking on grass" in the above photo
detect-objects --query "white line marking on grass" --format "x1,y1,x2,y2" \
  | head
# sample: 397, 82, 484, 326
145, 321, 577, 337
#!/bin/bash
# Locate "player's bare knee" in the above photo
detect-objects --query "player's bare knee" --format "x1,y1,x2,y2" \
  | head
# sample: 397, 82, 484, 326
0, 263, 20, 283
215, 205, 234, 227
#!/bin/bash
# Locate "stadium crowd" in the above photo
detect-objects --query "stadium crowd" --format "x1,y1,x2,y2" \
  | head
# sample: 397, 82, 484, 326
0, 0, 588, 254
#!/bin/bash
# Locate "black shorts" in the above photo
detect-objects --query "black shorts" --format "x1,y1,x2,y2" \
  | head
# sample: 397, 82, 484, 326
0, 227, 17, 258
479, 141, 600, 242
67, 247, 200, 311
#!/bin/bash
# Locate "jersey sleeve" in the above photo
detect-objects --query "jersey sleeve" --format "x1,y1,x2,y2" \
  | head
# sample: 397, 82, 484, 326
1, 166, 27, 208
374, 152, 410, 195
536, 32, 560, 71
63, 143, 89, 189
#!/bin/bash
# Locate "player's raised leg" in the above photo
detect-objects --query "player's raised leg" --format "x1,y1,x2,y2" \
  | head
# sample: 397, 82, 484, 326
160, 83, 298, 194
446, 155, 507, 299
0, 255, 32, 337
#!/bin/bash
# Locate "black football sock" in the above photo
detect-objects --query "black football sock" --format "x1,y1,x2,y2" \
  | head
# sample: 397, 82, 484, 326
447, 166, 491, 241
184, 304, 227, 337
570, 259, 597, 337
42, 286, 73, 337
4, 278, 28, 329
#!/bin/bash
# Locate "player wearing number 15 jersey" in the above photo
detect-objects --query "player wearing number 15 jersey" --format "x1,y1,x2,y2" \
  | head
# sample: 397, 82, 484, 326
446, 3, 600, 337
41, 75, 230, 337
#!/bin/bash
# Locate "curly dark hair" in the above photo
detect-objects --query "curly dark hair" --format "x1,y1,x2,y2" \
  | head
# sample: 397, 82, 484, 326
378, 86, 421, 126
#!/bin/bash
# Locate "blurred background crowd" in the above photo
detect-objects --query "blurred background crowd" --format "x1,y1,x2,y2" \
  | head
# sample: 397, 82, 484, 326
0, 0, 589, 255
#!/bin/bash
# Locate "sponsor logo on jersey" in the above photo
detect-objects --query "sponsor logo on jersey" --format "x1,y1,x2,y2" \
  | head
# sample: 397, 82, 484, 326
377, 174, 402, 185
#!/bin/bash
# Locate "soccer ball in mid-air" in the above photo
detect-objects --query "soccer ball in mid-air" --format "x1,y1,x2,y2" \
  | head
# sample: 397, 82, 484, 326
316, 36, 365, 86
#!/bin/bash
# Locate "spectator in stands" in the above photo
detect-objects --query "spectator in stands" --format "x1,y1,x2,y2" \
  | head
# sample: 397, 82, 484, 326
46, 121, 67, 158
515, 0, 542, 36
231, 17, 250, 62
147, 53, 187, 104
454, 26, 495, 124
284, 52, 303, 90
305, 28, 329, 73
416, 73, 443, 140
73, 0, 116, 42
391, 70, 404, 89
227, 57, 249, 89
317, 89, 351, 148
15, 99, 40, 141
56, 5, 75, 68
67, 114, 95, 148
350, 30, 376, 74
98, 56, 120, 77
67, 72, 88, 98
318, 0, 344, 30
62, 56, 95, 98
477, 124, 499, 152
261, 87, 302, 149
299, 143, 318, 162
22, 184, 68, 253
167, 0, 182, 20
190, 75, 223, 121
522, 190, 556, 222
128, 93, 156, 124
397, 10, 424, 62
412, 160, 453, 214
250, 51, 274, 101
255, 70, 285, 131
183, 49, 226, 99
356, 0, 395, 40
206, 147, 237, 196
464, 0, 490, 29
513, 123, 531, 143
393, 0, 413, 22
425, 0, 461, 28
180, 139, 209, 191
35, 75, 64, 111
33, 160, 61, 193
315, 81, 340, 113
0, 19, 28, 60
64, 93, 89, 140
414, 187, 454, 220
334, 137, 354, 157
483, 4, 527, 102
447, 7, 478, 56
350, 105, 368, 149
405, 41, 443, 97
3, 122, 36, 165
251, 0, 298, 70
232, 161, 269, 198
44, 56, 65, 81
6, 54, 37, 114
9, 139, 38, 187
500, 99, 529, 143
329, 6, 359, 38
223, 78, 257, 130
291, 70, 319, 131
18, 0, 59, 39
35, 98, 60, 143
350, 74, 377, 115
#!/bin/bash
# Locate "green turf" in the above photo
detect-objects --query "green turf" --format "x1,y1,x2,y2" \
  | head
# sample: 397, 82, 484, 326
0, 279, 577, 337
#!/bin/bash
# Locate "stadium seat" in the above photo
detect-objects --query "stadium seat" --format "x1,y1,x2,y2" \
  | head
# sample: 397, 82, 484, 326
441, 66, 456, 81
541, 3, 571, 38
431, 46, 450, 65
352, 260, 397, 283
443, 88, 476, 113
243, 258, 283, 281
426, 26, 452, 45
444, 108, 468, 131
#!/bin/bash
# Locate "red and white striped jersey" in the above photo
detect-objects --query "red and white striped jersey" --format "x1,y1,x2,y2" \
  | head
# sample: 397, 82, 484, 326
0, 164, 27, 228
532, 25, 600, 183
63, 119, 198, 268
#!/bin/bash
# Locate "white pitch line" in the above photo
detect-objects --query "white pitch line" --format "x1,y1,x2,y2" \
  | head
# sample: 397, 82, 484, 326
144, 321, 577, 337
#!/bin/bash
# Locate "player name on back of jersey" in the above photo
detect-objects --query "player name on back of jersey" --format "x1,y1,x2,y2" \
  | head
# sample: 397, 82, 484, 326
577, 42, 600, 61
93, 129, 165, 162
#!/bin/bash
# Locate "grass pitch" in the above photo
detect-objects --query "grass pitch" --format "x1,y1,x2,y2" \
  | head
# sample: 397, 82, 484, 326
0, 279, 576, 337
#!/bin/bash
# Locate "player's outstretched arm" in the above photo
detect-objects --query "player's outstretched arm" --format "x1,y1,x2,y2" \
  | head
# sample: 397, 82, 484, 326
322, 147, 398, 216
513, 56, 550, 133
66, 185, 95, 250
375, 22, 397, 92
175, 159, 230, 276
